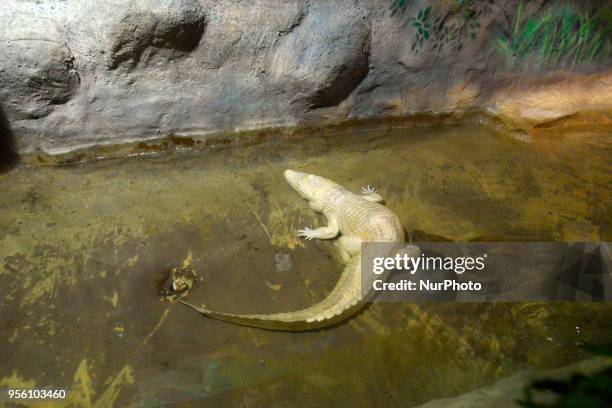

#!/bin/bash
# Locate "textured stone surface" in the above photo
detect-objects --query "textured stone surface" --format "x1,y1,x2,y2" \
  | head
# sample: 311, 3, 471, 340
490, 71, 612, 127
0, 0, 610, 154
268, 2, 370, 109
0, 15, 80, 120
106, 0, 206, 70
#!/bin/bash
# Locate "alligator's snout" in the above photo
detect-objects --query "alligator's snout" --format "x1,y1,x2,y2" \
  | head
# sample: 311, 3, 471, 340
284, 169, 308, 191
284, 169, 305, 182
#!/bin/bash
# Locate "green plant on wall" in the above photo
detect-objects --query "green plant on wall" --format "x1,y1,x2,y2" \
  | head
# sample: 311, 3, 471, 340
411, 5, 431, 53
390, 0, 491, 55
390, 0, 610, 67
495, 2, 610, 70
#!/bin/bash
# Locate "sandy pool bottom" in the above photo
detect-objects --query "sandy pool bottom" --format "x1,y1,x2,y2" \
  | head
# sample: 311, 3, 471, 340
0, 122, 611, 407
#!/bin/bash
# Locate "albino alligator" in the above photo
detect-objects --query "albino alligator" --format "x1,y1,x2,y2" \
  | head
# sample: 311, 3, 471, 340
180, 170, 419, 331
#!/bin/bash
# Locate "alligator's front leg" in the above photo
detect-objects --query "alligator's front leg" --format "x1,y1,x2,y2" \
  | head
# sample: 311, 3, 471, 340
361, 185, 384, 203
297, 214, 339, 240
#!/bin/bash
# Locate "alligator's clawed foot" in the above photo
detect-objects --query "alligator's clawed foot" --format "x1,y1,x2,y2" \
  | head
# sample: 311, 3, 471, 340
361, 185, 377, 194
361, 185, 384, 203
297, 227, 318, 240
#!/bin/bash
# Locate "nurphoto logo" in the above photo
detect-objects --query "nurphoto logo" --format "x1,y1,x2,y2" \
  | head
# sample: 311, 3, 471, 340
362, 242, 611, 302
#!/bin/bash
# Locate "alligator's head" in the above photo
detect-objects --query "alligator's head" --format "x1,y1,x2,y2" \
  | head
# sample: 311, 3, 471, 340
284, 170, 338, 212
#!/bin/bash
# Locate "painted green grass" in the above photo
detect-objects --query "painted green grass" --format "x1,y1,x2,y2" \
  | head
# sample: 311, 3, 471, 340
495, 2, 611, 70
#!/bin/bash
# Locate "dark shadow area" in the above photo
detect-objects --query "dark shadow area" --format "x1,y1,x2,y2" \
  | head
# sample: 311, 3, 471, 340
0, 105, 19, 173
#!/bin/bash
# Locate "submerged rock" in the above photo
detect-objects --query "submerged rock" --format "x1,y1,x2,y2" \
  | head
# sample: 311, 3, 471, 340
418, 357, 612, 408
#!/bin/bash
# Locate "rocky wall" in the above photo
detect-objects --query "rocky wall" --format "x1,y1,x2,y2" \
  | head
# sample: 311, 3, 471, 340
0, 0, 610, 154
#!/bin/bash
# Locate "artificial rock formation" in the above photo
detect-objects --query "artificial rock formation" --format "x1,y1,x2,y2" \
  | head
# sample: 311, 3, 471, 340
0, 0, 610, 154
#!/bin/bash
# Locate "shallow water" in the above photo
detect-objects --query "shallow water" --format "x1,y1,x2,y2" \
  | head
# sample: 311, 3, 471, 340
1, 122, 611, 407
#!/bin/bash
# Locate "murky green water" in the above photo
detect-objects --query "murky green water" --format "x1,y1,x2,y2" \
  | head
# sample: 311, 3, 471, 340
1, 122, 611, 407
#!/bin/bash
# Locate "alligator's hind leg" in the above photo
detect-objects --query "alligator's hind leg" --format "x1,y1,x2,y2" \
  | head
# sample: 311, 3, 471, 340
297, 214, 339, 240
336, 235, 362, 264
361, 185, 384, 203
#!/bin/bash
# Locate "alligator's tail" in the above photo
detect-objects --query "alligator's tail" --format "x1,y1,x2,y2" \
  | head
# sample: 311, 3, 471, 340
179, 255, 366, 331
